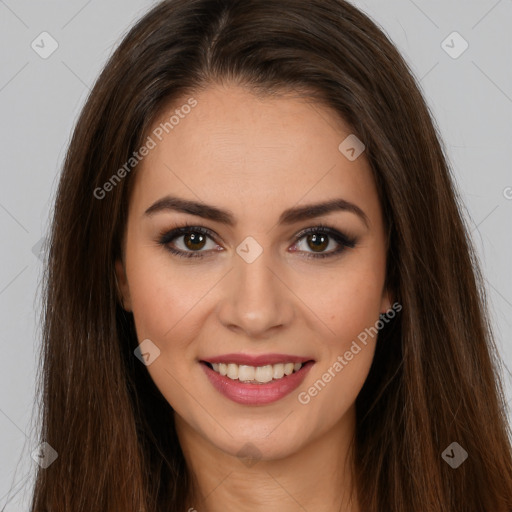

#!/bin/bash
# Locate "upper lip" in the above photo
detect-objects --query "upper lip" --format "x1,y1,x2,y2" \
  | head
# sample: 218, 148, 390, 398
201, 353, 314, 366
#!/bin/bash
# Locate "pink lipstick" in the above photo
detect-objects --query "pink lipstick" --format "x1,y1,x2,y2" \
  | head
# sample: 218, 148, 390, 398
200, 354, 314, 405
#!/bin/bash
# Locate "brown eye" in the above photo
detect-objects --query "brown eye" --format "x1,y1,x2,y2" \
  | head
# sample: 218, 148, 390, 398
306, 233, 329, 253
183, 232, 207, 251
159, 226, 219, 259
292, 226, 357, 260
159, 224, 356, 260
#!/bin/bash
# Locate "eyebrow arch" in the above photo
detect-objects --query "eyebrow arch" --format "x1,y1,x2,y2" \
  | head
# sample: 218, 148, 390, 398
144, 195, 370, 228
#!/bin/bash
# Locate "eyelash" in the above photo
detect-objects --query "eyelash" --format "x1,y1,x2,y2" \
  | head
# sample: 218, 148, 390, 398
157, 222, 357, 260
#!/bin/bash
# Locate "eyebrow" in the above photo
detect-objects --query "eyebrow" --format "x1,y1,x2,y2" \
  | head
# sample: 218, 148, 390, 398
144, 195, 370, 228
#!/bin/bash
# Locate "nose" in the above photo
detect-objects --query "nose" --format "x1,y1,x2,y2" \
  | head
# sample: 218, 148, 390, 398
216, 247, 295, 339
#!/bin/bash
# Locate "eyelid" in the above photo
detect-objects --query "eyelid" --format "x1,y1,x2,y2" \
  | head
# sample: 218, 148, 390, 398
157, 223, 221, 257
157, 222, 357, 259
292, 222, 356, 246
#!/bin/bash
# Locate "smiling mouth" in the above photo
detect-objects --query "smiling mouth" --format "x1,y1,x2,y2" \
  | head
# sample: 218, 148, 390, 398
202, 361, 313, 384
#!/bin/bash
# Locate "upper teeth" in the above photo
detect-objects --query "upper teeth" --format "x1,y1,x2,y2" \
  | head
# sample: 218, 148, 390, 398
211, 362, 303, 383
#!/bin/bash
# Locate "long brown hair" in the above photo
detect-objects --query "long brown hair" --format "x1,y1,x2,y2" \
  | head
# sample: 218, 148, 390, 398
28, 0, 512, 510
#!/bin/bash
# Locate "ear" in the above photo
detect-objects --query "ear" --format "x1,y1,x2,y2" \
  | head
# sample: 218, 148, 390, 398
115, 259, 132, 312
379, 287, 392, 315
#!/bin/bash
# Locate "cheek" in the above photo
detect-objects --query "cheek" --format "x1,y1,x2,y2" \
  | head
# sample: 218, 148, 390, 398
125, 249, 209, 409
125, 241, 212, 342
293, 254, 385, 419
294, 305, 380, 437
331, 268, 384, 341
297, 249, 387, 345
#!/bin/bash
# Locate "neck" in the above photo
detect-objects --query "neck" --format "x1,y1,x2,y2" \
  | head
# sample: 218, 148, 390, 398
175, 405, 360, 512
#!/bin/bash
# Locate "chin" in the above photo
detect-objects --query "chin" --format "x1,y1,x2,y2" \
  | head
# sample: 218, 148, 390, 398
204, 418, 308, 462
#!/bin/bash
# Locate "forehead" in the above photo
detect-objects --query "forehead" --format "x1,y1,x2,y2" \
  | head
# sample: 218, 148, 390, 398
129, 84, 380, 225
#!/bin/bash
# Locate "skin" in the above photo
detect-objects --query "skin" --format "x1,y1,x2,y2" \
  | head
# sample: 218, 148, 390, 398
116, 83, 391, 512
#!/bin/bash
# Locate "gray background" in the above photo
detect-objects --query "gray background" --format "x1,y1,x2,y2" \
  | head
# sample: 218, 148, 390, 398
0, 0, 511, 509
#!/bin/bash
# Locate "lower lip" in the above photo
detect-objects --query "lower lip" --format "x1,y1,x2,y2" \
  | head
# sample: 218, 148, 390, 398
201, 361, 314, 405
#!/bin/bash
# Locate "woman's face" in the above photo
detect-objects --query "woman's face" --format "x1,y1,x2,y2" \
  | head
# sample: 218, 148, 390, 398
116, 84, 391, 461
